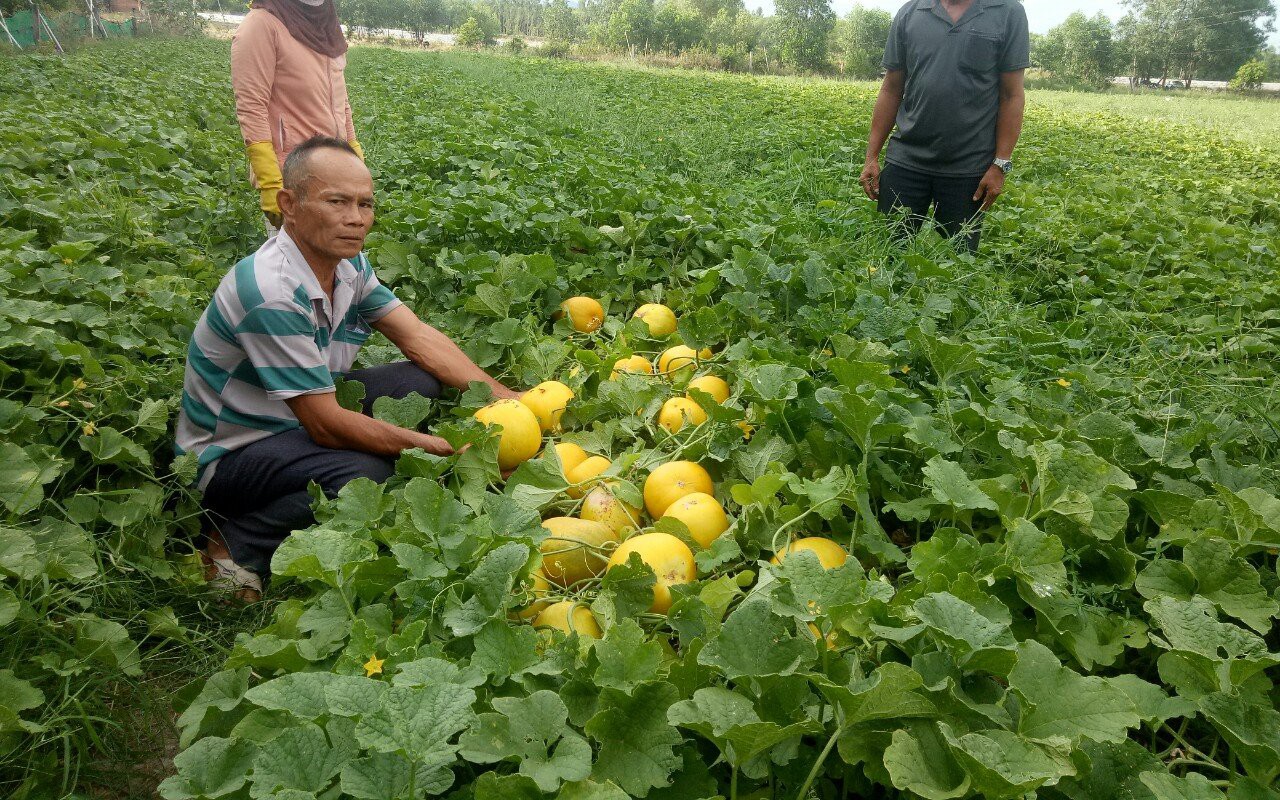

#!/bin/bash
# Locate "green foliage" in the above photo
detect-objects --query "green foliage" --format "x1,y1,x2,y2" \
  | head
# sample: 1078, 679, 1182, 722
835, 4, 890, 80
774, 0, 833, 71
1230, 57, 1269, 89
1035, 11, 1117, 88
7, 38, 1280, 799
1117, 0, 1277, 84
455, 15, 485, 47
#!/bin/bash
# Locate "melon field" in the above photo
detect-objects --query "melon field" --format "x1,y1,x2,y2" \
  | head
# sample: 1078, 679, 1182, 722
2, 38, 1280, 800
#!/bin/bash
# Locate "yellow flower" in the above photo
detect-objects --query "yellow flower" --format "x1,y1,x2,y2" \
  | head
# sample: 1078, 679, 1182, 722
82, 422, 96, 436
72, 379, 87, 391
736, 420, 754, 441
820, 348, 833, 356
868, 266, 878, 275
1056, 378, 1072, 388
56, 400, 70, 408
363, 654, 385, 677
901, 366, 911, 374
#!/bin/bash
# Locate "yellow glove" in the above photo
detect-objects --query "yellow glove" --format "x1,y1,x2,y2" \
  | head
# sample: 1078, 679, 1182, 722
350, 140, 365, 161
246, 141, 283, 216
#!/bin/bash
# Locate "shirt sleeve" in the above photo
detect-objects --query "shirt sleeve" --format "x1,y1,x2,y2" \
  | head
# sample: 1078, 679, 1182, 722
235, 301, 335, 400
999, 4, 1031, 72
230, 11, 278, 147
355, 255, 403, 323
882, 5, 908, 71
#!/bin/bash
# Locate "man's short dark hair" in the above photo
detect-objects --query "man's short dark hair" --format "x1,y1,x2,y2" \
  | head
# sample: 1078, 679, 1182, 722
282, 136, 359, 196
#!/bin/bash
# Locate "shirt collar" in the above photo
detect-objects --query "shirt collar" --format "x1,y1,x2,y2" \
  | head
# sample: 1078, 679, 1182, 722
920, 0, 1003, 18
274, 228, 360, 325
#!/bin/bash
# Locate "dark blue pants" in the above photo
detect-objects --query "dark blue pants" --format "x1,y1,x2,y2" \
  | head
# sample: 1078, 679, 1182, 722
201, 361, 442, 577
877, 162, 986, 253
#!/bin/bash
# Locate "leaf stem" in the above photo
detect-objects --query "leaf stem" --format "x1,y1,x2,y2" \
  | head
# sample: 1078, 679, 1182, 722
794, 714, 843, 800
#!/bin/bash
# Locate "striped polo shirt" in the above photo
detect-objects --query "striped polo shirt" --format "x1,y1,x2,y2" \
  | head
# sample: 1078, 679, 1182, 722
175, 229, 401, 488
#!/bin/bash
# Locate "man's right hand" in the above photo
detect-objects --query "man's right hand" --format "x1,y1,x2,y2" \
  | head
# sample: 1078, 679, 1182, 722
860, 159, 882, 201
417, 434, 455, 457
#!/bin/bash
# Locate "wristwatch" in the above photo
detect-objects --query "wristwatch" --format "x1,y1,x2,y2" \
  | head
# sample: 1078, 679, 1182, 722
993, 158, 1013, 175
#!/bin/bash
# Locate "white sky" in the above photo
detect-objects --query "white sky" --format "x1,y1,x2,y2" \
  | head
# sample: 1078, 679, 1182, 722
748, 1, 1280, 46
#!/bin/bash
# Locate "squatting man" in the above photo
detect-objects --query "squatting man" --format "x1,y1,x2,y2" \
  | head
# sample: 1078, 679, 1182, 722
176, 136, 520, 601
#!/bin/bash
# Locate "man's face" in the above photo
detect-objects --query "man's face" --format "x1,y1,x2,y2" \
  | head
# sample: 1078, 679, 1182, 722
278, 148, 375, 263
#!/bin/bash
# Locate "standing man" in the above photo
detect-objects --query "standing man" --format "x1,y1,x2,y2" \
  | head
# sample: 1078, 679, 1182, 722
860, 0, 1029, 252
178, 137, 520, 600
232, 0, 362, 233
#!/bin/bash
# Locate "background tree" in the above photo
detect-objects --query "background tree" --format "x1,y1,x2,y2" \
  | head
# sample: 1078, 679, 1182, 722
654, 0, 706, 52
455, 14, 484, 45
402, 0, 446, 43
774, 0, 833, 70
1265, 46, 1280, 78
1036, 11, 1117, 87
607, 0, 655, 52
542, 0, 579, 43
1230, 56, 1268, 86
1118, 0, 1277, 86
835, 4, 890, 79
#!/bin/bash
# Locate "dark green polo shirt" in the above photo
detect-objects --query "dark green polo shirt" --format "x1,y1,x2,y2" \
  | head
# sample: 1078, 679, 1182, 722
882, 0, 1030, 177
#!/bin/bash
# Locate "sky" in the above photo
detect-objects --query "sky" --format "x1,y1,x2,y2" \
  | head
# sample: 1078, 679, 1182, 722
750, 1, 1280, 46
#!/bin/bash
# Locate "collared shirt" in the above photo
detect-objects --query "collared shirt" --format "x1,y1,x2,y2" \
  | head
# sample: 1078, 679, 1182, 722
882, 0, 1030, 177
175, 229, 401, 488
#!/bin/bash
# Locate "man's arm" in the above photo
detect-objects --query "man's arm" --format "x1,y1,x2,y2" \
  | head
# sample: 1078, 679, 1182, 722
287, 392, 454, 456
973, 70, 1026, 210
373, 305, 520, 399
860, 70, 906, 201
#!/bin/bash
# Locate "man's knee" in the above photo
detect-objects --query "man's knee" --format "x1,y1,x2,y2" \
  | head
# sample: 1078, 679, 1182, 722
317, 451, 396, 496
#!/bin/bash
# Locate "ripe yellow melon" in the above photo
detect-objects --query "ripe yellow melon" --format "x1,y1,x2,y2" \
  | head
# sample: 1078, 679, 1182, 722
657, 345, 698, 380
520, 381, 574, 433
643, 460, 714, 518
607, 532, 696, 614
770, 537, 848, 570
474, 399, 541, 471
553, 442, 589, 476
657, 397, 707, 434
559, 296, 605, 333
687, 375, 730, 404
566, 455, 611, 499
633, 303, 677, 336
515, 569, 553, 620
580, 484, 642, 536
611, 355, 654, 380
539, 517, 618, 587
660, 492, 728, 548
533, 600, 601, 639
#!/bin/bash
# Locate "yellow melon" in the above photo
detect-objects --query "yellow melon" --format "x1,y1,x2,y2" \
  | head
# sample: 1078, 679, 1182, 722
687, 375, 730, 404
515, 569, 553, 620
565, 454, 611, 499
580, 484, 643, 536
660, 492, 728, 548
533, 600, 602, 639
643, 460, 714, 518
520, 381, 574, 433
770, 537, 848, 570
607, 532, 696, 614
657, 397, 707, 434
633, 303, 677, 336
611, 355, 654, 380
539, 517, 618, 587
474, 399, 541, 471
657, 345, 698, 380
553, 442, 589, 476
559, 296, 605, 333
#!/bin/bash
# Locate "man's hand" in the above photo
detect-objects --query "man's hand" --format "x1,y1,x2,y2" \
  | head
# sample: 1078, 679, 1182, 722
973, 166, 1006, 211
492, 386, 522, 401
860, 158, 882, 201
416, 434, 455, 457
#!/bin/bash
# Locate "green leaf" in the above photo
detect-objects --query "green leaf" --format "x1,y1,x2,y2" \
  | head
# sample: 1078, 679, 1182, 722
814, 662, 936, 726
371, 391, 435, 429
558, 779, 633, 800
250, 721, 357, 796
0, 669, 45, 735
744, 363, 807, 402
0, 443, 57, 514
459, 690, 591, 791
159, 736, 257, 800
271, 527, 377, 585
883, 721, 970, 800
667, 686, 817, 768
697, 596, 814, 679
585, 682, 683, 797
922, 456, 998, 511
355, 683, 477, 763
913, 591, 1015, 670
1139, 771, 1228, 800
472, 772, 544, 800
594, 619, 664, 693
340, 750, 457, 800
1182, 538, 1278, 633
939, 723, 1076, 800
1197, 691, 1280, 781
1008, 640, 1140, 744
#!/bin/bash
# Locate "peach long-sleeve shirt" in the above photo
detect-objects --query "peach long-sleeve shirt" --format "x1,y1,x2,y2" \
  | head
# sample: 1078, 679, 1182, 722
230, 8, 356, 170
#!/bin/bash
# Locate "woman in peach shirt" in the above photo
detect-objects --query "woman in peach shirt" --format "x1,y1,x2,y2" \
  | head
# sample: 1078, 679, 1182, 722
231, 0, 364, 231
